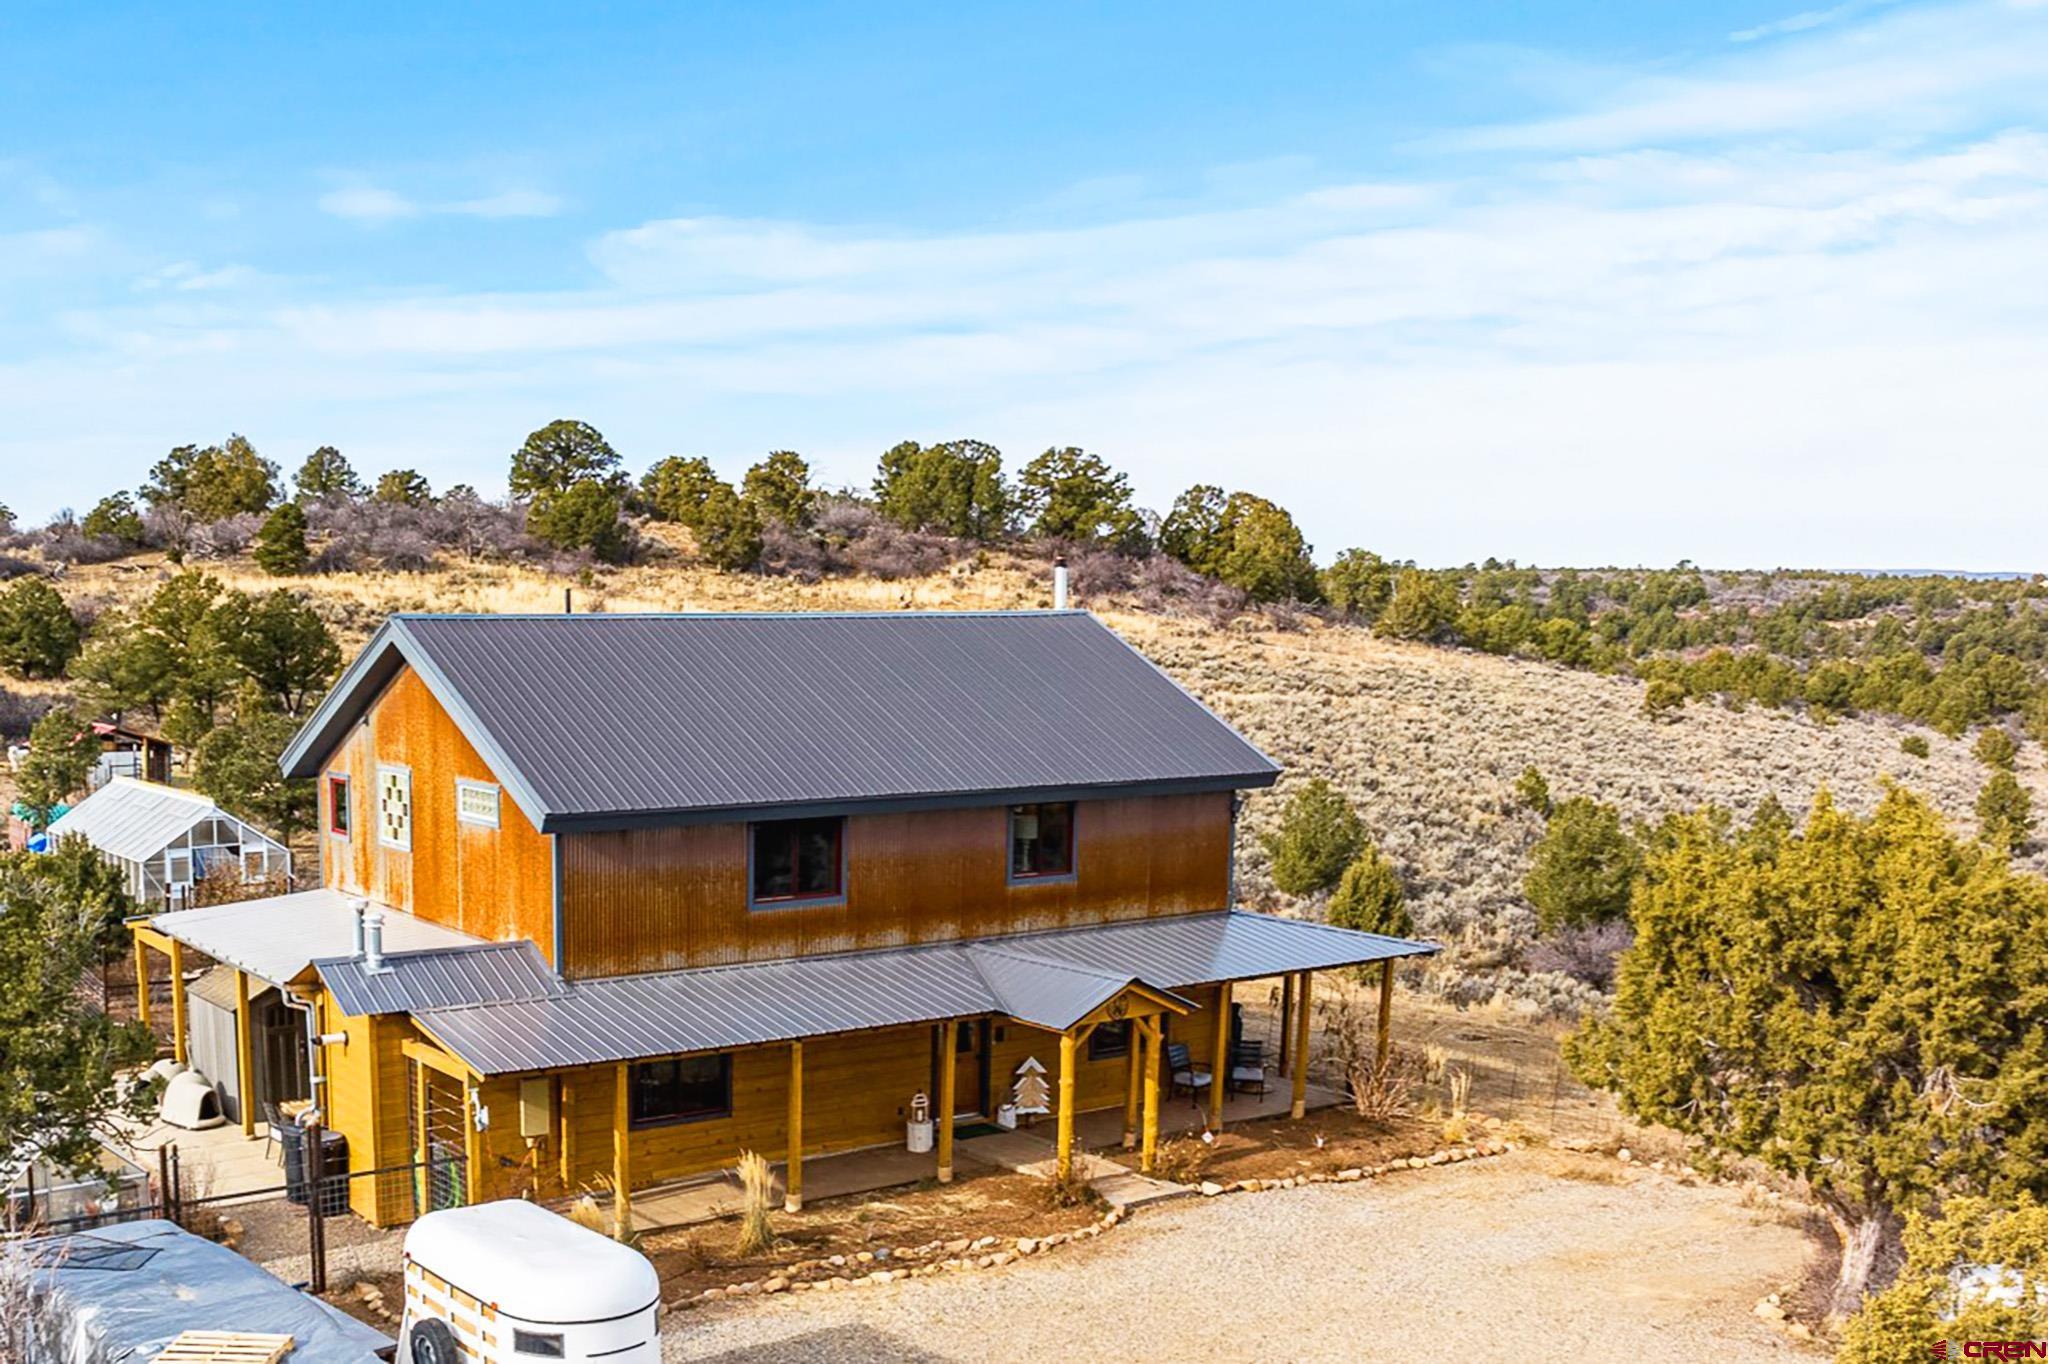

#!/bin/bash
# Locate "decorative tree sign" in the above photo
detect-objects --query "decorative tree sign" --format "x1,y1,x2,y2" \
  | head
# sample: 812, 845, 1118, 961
1012, 1057, 1052, 1116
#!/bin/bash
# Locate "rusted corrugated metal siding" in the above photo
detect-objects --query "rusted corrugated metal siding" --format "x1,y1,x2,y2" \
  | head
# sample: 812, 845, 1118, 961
320, 666, 557, 960
559, 791, 1233, 978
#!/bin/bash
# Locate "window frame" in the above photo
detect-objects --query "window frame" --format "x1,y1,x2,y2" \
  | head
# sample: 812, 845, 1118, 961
455, 777, 501, 830
627, 1054, 734, 1129
1088, 1018, 1131, 1061
376, 763, 413, 852
511, 1331, 564, 1359
1006, 801, 1078, 884
326, 774, 351, 839
746, 815, 848, 909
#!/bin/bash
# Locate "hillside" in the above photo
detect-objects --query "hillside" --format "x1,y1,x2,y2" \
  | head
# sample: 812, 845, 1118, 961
20, 545, 2044, 1011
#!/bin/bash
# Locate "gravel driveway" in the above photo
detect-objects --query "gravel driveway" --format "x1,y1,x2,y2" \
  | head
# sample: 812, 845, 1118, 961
664, 1153, 1822, 1363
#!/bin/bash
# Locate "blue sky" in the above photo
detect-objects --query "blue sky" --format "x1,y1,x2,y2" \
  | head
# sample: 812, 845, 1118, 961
3, 0, 2046, 569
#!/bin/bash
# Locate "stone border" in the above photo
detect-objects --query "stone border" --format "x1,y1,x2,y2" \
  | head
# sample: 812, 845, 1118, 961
674, 1140, 1514, 1308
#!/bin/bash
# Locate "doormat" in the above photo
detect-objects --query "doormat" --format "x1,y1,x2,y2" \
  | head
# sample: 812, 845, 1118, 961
952, 1122, 1006, 1140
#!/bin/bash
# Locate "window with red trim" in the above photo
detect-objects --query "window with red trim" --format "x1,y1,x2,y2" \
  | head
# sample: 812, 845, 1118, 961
750, 816, 843, 903
327, 775, 351, 837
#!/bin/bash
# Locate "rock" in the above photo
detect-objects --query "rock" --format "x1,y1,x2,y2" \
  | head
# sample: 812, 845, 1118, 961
1753, 1296, 1785, 1322
736, 1281, 760, 1297
1016, 1236, 1039, 1253
945, 1238, 971, 1254
1199, 1181, 1226, 1197
1616, 1147, 1633, 1164
219, 1218, 244, 1248
1426, 1152, 1449, 1166
973, 1235, 998, 1249
1308, 1172, 1329, 1183
855, 1251, 874, 1264
351, 1281, 380, 1302
1407, 1157, 1428, 1170
872, 1270, 894, 1284
992, 1252, 1015, 1267
1102, 1209, 1122, 1227
828, 1254, 847, 1267
762, 1277, 788, 1294
790, 1281, 811, 1293
1786, 1323, 1813, 1342
1336, 1169, 1363, 1182
1235, 1179, 1261, 1193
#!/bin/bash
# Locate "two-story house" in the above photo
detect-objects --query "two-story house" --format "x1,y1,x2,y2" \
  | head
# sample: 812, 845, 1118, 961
131, 610, 1434, 1229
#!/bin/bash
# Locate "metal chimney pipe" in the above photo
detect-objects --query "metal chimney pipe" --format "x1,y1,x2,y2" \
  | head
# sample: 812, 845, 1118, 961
351, 899, 369, 959
1053, 556, 1070, 610
362, 910, 389, 975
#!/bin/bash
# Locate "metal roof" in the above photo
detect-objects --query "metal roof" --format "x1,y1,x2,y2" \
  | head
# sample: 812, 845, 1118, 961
149, 889, 482, 988
280, 612, 1280, 830
314, 940, 563, 1017
46, 778, 283, 864
414, 911, 1436, 1076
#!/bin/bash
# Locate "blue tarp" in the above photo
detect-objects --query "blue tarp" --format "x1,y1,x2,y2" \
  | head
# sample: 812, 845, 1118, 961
14, 1219, 391, 1364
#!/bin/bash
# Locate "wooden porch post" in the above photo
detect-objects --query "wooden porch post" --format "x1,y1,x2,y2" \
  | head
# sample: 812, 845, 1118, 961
133, 931, 152, 1028
612, 1062, 632, 1241
786, 1041, 805, 1211
935, 1022, 957, 1184
1121, 1023, 1142, 1150
233, 969, 255, 1138
1290, 971, 1314, 1120
1140, 1017, 1162, 1174
1055, 1029, 1079, 1182
1277, 974, 1294, 1075
463, 1083, 483, 1205
557, 1072, 574, 1192
1377, 959, 1396, 1071
168, 940, 188, 1066
413, 1060, 431, 1211
1209, 982, 1231, 1131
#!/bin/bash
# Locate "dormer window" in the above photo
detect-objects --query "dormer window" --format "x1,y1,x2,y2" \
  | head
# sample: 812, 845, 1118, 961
327, 775, 351, 838
1009, 802, 1074, 881
750, 817, 844, 906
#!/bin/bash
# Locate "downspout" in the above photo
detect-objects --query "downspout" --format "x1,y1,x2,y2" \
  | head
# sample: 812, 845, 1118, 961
1227, 792, 1241, 908
281, 987, 323, 1126
550, 834, 565, 977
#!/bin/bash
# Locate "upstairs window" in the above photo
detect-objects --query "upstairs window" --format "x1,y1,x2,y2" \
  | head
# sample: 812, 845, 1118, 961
630, 1054, 732, 1126
750, 817, 844, 905
1009, 802, 1075, 880
327, 775, 350, 837
456, 778, 500, 829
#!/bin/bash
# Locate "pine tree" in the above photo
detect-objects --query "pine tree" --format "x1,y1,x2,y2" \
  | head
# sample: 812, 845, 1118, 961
0, 576, 82, 678
1262, 778, 1366, 897
253, 501, 310, 576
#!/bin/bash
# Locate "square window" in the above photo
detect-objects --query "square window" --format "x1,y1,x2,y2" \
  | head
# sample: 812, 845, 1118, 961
750, 817, 844, 904
327, 775, 350, 837
1088, 1020, 1131, 1061
1009, 802, 1075, 880
630, 1055, 732, 1127
456, 779, 500, 829
377, 766, 412, 851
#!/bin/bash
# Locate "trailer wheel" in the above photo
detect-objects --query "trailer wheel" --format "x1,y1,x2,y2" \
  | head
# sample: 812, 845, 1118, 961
410, 1317, 461, 1364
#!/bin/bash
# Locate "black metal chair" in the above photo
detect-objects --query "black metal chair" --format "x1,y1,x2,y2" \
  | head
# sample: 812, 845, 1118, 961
1227, 1040, 1269, 1097
1165, 1042, 1212, 1103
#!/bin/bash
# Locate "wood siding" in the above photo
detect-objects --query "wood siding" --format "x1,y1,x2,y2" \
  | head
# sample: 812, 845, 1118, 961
560, 793, 1233, 977
318, 666, 555, 962
316, 991, 417, 1226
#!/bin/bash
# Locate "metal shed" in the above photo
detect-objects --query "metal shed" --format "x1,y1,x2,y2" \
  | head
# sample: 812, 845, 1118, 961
187, 967, 308, 1128
46, 778, 290, 909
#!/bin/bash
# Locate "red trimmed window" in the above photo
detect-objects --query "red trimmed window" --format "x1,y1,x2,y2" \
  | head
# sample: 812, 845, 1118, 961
750, 817, 844, 903
327, 775, 351, 837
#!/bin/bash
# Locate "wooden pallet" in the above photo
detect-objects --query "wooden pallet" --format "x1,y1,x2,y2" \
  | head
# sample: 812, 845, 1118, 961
153, 1331, 295, 1364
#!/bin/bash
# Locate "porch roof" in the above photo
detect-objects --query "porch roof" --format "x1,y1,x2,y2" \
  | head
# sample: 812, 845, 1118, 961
413, 910, 1436, 1076
148, 888, 482, 989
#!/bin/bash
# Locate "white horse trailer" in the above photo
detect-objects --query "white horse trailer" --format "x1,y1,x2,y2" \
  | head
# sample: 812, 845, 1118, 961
398, 1201, 660, 1364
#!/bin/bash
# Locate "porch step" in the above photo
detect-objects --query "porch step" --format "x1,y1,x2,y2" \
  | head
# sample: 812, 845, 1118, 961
1089, 1169, 1192, 1210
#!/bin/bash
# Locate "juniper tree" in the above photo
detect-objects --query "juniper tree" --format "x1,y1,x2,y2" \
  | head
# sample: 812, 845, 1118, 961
742, 450, 815, 528
873, 439, 1009, 540
253, 501, 310, 576
1262, 778, 1366, 897
15, 708, 97, 828
1325, 844, 1413, 938
1523, 796, 1641, 933
1567, 789, 2048, 1318
641, 455, 724, 528
0, 575, 81, 678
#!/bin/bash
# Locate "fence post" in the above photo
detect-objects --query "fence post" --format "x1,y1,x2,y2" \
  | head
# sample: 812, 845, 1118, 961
157, 1146, 174, 1225
305, 1121, 328, 1295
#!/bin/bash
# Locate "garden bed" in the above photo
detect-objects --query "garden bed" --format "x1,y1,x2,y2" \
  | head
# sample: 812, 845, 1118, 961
1110, 1104, 1481, 1187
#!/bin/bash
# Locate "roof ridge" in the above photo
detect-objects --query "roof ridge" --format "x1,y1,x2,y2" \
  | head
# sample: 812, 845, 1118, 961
395, 609, 1092, 622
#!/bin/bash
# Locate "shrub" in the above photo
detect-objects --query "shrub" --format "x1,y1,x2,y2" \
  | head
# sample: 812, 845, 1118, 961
143, 435, 279, 520
1523, 921, 1634, 992
1839, 1198, 2048, 1361
1015, 447, 1144, 549
81, 492, 145, 545
373, 469, 433, 507
1977, 769, 2034, 854
1899, 734, 1930, 758
1642, 678, 1687, 720
1262, 777, 1366, 896
253, 502, 310, 576
0, 575, 82, 678
1975, 725, 2020, 771
528, 480, 629, 562
1325, 845, 1413, 937
641, 455, 723, 528
1375, 569, 1460, 643
693, 482, 763, 571
1523, 796, 1642, 933
1321, 549, 1396, 623
16, 707, 97, 827
1158, 485, 1227, 575
294, 445, 363, 499
1513, 765, 1552, 817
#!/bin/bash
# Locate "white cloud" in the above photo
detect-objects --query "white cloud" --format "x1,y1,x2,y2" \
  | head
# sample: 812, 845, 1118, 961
1730, 1, 1890, 43
318, 186, 418, 223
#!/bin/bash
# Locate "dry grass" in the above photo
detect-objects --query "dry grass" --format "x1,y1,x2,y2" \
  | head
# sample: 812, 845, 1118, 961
733, 1151, 775, 1256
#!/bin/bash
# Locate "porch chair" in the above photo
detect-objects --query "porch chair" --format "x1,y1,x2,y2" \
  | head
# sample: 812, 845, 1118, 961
1227, 1039, 1269, 1097
1164, 1042, 1212, 1105
261, 1101, 287, 1165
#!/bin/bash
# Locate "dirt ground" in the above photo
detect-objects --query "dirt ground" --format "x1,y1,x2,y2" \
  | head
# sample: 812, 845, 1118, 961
668, 1151, 1825, 1363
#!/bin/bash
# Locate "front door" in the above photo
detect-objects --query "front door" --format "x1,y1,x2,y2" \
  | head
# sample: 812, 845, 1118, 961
951, 1020, 990, 1119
